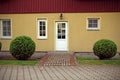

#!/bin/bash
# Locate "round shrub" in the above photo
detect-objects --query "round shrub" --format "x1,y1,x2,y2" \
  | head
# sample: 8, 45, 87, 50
0, 42, 2, 51
10, 36, 36, 60
93, 39, 117, 60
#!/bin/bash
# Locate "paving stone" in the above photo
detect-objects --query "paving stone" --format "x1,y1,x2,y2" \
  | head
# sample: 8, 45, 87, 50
41, 67, 52, 80
0, 66, 8, 80
10, 66, 18, 80
3, 66, 12, 80
49, 66, 66, 80
39, 53, 76, 66
0, 65, 120, 80
55, 66, 73, 80
23, 66, 31, 80
33, 66, 45, 80
44, 67, 59, 80
28, 66, 38, 80
17, 66, 24, 80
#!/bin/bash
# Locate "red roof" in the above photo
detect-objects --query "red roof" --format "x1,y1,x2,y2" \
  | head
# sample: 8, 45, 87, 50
0, 0, 120, 14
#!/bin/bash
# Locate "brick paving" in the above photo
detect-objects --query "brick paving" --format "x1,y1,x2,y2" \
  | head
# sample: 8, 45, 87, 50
0, 65, 120, 80
39, 53, 76, 66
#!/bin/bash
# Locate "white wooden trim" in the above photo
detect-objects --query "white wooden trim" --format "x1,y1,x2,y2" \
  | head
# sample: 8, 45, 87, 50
1, 19, 12, 39
37, 19, 47, 39
86, 17, 101, 31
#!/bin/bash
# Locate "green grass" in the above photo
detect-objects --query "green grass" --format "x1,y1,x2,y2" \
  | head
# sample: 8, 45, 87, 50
76, 56, 120, 65
76, 57, 96, 60
0, 60, 39, 65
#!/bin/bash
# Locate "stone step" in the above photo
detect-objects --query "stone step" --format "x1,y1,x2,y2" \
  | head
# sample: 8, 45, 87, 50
48, 51, 74, 54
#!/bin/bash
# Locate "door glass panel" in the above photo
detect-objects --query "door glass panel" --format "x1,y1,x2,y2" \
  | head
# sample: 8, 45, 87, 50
62, 30, 65, 33
57, 23, 66, 39
62, 32, 65, 39
62, 30, 66, 39
58, 33, 61, 39
62, 23, 65, 28
58, 29, 61, 33
62, 35, 65, 39
57, 23, 62, 39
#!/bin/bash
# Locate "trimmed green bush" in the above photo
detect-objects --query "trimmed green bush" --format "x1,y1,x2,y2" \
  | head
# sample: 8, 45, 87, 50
0, 42, 2, 51
93, 39, 117, 60
10, 36, 36, 60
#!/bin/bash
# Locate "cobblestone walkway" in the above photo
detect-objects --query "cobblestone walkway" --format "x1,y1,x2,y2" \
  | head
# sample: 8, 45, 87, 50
39, 53, 76, 66
0, 65, 120, 80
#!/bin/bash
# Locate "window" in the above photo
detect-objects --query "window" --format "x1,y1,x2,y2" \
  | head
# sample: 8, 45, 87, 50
87, 18, 100, 30
38, 20, 47, 39
1, 19, 11, 38
57, 23, 66, 39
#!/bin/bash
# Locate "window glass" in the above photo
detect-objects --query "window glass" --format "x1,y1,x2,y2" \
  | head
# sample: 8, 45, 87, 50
38, 20, 47, 39
88, 18, 100, 30
57, 23, 66, 39
1, 19, 11, 38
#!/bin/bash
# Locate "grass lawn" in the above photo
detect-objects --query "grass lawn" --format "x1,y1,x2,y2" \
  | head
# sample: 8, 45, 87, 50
0, 60, 39, 65
76, 56, 120, 65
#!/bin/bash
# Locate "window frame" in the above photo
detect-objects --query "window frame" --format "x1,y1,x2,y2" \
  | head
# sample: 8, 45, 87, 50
87, 18, 100, 30
1, 19, 12, 39
37, 19, 47, 39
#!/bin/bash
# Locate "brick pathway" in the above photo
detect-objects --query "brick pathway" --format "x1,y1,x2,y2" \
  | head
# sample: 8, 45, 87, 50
0, 65, 120, 80
39, 53, 76, 66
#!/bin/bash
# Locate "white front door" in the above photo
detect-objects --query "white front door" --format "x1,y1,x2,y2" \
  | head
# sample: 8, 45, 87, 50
55, 22, 68, 51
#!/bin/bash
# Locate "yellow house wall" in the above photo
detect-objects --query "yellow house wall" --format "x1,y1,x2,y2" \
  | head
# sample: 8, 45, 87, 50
0, 13, 120, 52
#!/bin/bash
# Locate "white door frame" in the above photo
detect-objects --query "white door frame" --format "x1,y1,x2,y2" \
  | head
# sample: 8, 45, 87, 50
55, 21, 68, 51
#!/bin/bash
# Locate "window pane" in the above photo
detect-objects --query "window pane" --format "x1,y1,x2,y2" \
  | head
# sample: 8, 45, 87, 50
40, 22, 42, 25
93, 20, 97, 23
7, 21, 10, 25
8, 31, 11, 36
88, 24, 92, 27
88, 18, 99, 29
89, 20, 92, 23
40, 31, 42, 36
2, 20, 11, 37
93, 24, 97, 27
8, 26, 11, 31
43, 26, 46, 30
3, 32, 6, 36
40, 26, 42, 30
43, 31, 46, 36
3, 26, 6, 31
43, 22, 45, 25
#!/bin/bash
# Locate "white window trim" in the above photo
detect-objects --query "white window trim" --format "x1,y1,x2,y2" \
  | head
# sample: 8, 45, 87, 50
1, 19, 12, 39
37, 19, 47, 39
86, 18, 100, 30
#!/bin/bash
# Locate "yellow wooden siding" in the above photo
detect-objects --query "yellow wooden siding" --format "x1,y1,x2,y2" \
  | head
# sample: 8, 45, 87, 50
0, 13, 120, 52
